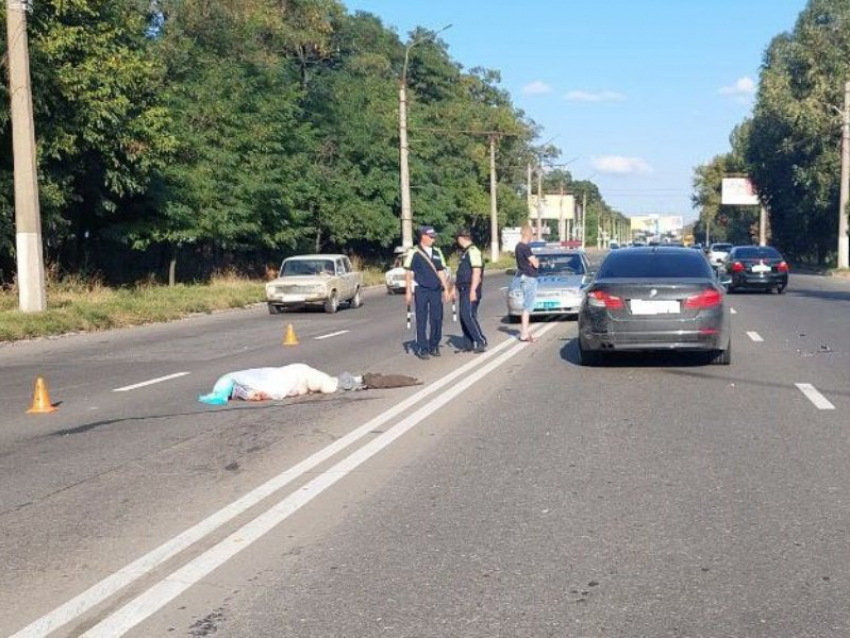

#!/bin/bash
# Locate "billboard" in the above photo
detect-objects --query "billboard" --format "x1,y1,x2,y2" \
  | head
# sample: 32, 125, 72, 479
630, 215, 683, 238
721, 177, 759, 206
528, 194, 575, 221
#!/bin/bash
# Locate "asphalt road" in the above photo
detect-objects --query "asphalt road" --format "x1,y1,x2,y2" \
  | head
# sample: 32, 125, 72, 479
2, 269, 850, 637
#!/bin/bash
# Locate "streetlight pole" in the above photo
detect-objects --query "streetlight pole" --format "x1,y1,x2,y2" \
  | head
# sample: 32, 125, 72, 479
7, 0, 47, 312
398, 24, 452, 249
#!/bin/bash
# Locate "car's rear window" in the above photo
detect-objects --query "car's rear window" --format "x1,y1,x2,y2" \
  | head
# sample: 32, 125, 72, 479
711, 244, 732, 251
537, 253, 586, 275
281, 259, 335, 276
597, 251, 714, 279
731, 247, 782, 259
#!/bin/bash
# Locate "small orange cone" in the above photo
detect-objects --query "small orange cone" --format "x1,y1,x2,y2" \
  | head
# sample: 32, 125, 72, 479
283, 323, 299, 346
27, 377, 57, 414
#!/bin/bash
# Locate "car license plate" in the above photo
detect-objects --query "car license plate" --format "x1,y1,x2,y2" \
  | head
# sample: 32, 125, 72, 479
630, 299, 680, 315
752, 263, 771, 273
535, 301, 559, 310
282, 294, 306, 302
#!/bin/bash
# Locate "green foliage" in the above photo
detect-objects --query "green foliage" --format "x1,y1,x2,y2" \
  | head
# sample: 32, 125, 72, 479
695, 0, 850, 264
1, 0, 615, 286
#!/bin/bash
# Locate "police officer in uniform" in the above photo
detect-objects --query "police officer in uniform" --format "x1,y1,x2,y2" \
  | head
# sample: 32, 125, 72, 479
453, 228, 488, 353
404, 225, 449, 360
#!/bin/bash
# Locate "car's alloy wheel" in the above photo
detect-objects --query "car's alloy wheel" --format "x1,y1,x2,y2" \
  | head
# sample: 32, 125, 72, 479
350, 288, 362, 308
268, 303, 283, 315
324, 291, 339, 314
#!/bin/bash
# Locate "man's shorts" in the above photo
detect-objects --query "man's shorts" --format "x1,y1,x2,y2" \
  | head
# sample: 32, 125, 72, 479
512, 274, 538, 313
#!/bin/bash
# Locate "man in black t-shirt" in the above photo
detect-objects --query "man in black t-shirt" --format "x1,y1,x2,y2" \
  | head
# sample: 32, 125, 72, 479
513, 225, 540, 342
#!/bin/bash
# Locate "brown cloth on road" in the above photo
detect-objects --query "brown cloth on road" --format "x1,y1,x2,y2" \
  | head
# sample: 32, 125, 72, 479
362, 373, 422, 390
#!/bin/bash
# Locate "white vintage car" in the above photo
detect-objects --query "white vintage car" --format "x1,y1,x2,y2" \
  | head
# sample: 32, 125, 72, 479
384, 253, 453, 294
266, 254, 363, 314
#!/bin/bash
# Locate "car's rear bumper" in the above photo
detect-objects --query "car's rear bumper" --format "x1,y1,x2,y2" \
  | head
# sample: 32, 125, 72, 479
729, 273, 787, 288
581, 330, 724, 352
579, 312, 728, 352
507, 295, 583, 316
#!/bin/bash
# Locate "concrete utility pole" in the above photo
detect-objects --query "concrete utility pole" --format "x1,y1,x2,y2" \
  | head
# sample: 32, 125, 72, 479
7, 0, 47, 312
536, 168, 543, 239
398, 72, 413, 249
839, 80, 850, 270
398, 24, 452, 249
526, 163, 532, 226
758, 206, 767, 247
489, 134, 499, 263
581, 191, 587, 249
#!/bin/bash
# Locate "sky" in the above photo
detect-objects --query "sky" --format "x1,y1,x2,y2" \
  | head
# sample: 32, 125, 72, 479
342, 0, 809, 222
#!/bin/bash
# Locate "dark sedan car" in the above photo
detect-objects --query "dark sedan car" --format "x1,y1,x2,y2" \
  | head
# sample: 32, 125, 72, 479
577, 247, 731, 366
721, 245, 788, 294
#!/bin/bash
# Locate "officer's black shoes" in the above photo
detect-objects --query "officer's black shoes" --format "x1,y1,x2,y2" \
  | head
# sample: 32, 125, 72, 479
416, 350, 430, 360
430, 347, 441, 357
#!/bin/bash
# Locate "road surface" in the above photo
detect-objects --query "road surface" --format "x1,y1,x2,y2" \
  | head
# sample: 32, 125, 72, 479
2, 271, 850, 637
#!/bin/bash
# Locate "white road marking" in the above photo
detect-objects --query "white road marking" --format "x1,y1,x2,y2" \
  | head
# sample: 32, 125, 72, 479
86, 324, 557, 633
746, 331, 764, 342
11, 324, 551, 638
112, 372, 190, 393
795, 383, 836, 410
314, 330, 350, 340
79, 321, 559, 637
730, 308, 737, 315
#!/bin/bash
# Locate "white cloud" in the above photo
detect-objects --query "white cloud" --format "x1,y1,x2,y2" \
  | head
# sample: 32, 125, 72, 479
591, 155, 653, 175
719, 76, 756, 99
522, 81, 553, 95
565, 90, 625, 103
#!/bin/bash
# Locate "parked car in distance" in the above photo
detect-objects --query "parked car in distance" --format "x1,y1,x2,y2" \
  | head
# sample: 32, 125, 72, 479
384, 255, 407, 294
384, 252, 453, 294
266, 254, 363, 314
577, 247, 731, 366
507, 249, 591, 321
708, 242, 733, 269
721, 245, 789, 294
609, 241, 621, 250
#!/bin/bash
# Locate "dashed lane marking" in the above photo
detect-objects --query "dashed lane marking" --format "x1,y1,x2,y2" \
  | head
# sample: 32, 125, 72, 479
746, 331, 764, 342
314, 330, 350, 340
11, 324, 552, 638
730, 308, 737, 315
795, 383, 836, 410
113, 372, 190, 393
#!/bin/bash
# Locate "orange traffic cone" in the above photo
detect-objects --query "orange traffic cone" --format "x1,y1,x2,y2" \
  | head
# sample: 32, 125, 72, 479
282, 323, 299, 346
27, 377, 57, 414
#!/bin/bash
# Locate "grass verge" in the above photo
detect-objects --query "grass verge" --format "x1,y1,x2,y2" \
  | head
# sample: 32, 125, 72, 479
0, 274, 264, 343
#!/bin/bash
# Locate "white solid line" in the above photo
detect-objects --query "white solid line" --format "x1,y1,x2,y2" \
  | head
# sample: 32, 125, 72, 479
795, 383, 836, 410
10, 324, 546, 638
730, 308, 737, 315
314, 330, 350, 340
746, 331, 764, 343
112, 372, 190, 393
80, 321, 560, 637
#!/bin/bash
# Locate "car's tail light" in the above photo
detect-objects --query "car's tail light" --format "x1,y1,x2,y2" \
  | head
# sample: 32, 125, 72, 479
684, 289, 722, 309
587, 290, 625, 309
777, 261, 789, 272
731, 261, 745, 273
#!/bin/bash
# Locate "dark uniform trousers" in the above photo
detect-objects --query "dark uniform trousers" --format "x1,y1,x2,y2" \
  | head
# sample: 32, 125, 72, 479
414, 287, 443, 352
456, 283, 487, 347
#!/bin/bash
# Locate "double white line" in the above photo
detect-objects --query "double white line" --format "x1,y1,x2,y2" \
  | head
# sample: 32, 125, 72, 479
13, 324, 557, 638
